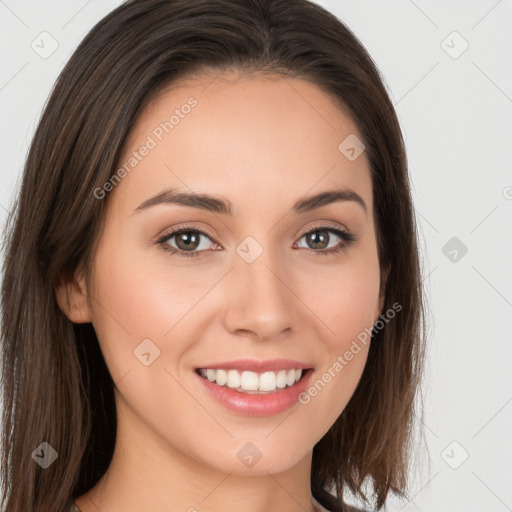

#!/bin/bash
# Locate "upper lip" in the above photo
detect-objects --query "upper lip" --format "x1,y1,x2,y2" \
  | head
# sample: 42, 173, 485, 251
195, 358, 312, 373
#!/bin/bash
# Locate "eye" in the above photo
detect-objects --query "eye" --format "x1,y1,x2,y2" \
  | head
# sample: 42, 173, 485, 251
156, 223, 356, 258
156, 227, 219, 258
294, 224, 356, 256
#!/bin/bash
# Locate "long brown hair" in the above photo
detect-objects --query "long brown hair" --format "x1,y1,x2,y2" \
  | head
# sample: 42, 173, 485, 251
1, 1, 427, 510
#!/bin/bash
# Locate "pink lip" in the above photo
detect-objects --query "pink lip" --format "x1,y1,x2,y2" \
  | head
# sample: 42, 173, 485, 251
194, 367, 314, 417
195, 358, 312, 373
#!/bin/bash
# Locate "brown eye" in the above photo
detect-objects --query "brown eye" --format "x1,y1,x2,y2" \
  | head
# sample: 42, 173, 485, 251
304, 230, 330, 250
173, 231, 202, 251
295, 226, 356, 255
157, 227, 218, 258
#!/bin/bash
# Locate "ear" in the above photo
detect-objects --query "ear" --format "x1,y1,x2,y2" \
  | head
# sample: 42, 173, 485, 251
55, 266, 92, 323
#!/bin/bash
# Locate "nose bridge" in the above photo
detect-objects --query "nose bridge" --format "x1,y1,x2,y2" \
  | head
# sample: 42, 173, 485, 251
223, 237, 294, 339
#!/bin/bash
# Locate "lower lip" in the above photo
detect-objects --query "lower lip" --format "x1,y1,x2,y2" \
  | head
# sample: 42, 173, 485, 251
195, 369, 313, 417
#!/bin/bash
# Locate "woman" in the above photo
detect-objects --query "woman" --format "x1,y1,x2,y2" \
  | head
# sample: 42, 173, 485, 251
0, 1, 426, 511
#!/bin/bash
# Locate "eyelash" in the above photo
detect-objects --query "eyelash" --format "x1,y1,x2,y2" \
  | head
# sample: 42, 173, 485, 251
156, 223, 356, 258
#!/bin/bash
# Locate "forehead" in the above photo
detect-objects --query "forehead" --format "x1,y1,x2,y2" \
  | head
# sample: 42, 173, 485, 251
110, 71, 372, 218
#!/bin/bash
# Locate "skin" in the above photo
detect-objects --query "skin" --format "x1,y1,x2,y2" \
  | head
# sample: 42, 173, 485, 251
57, 70, 384, 512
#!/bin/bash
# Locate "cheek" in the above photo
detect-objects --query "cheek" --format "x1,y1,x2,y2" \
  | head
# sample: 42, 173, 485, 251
87, 240, 206, 378
299, 250, 381, 346
87, 242, 210, 445
326, 271, 380, 342
88, 234, 238, 387
295, 252, 379, 424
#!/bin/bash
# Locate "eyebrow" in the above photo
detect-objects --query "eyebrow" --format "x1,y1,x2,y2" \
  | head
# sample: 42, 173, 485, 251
133, 187, 367, 216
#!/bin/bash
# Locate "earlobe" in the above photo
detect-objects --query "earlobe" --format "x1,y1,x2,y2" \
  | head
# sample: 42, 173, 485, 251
54, 268, 92, 323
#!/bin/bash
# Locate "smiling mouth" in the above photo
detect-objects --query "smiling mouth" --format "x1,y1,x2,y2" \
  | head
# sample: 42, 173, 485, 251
195, 368, 311, 394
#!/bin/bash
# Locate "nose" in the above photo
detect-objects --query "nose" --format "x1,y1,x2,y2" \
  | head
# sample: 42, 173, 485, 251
222, 246, 295, 341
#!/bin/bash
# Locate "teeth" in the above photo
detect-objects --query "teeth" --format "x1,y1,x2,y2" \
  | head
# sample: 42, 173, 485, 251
227, 369, 241, 389
276, 369, 287, 388
259, 371, 276, 391
198, 368, 303, 393
240, 370, 259, 390
216, 369, 227, 386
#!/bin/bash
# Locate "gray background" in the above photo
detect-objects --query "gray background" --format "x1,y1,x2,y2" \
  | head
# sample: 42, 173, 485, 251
1, 1, 511, 510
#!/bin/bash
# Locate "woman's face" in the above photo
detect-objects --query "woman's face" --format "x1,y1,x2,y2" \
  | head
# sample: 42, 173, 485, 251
80, 71, 383, 476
